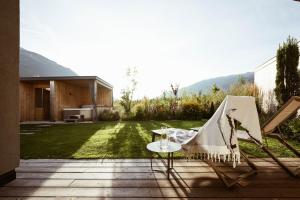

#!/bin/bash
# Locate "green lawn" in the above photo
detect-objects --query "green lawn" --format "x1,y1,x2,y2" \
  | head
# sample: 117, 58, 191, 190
20, 120, 300, 159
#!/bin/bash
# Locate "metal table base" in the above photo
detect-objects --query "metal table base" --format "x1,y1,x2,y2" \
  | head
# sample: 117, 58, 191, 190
150, 152, 174, 179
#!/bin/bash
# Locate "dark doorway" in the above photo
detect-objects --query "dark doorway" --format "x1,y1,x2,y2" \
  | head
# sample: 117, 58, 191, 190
35, 88, 50, 120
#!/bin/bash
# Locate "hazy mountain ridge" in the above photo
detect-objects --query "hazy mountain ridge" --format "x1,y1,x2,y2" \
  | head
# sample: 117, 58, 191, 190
20, 48, 77, 77
179, 72, 254, 95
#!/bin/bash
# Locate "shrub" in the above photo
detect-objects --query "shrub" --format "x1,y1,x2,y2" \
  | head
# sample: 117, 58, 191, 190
134, 104, 146, 120
98, 109, 120, 121
151, 101, 171, 120
280, 117, 300, 142
132, 98, 152, 120
181, 100, 201, 120
197, 96, 213, 118
228, 80, 258, 97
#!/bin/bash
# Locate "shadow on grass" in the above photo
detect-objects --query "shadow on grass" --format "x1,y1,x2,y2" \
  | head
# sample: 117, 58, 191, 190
105, 121, 159, 158
20, 122, 117, 159
21, 120, 206, 159
102, 120, 206, 159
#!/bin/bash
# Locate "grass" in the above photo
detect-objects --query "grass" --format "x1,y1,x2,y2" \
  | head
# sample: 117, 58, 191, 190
20, 120, 300, 159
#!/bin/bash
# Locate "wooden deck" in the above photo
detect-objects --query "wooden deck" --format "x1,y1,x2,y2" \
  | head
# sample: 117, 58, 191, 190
0, 158, 300, 199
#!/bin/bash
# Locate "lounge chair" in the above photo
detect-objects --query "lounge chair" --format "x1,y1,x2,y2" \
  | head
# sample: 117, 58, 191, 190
237, 96, 300, 177
154, 95, 261, 188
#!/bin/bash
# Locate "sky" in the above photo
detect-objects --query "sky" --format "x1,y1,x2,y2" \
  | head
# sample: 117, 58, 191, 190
20, 0, 300, 99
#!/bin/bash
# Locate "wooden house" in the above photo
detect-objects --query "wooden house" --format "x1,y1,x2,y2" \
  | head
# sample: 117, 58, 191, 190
19, 76, 113, 121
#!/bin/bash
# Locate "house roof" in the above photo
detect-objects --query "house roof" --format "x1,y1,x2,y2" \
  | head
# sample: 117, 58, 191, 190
20, 76, 113, 89
254, 41, 300, 72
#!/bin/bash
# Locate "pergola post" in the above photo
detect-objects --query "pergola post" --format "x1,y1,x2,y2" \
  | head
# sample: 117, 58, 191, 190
50, 80, 56, 121
111, 90, 114, 107
90, 80, 98, 121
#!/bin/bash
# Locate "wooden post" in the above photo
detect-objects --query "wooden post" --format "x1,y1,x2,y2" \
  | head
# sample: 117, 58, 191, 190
111, 89, 114, 107
90, 80, 97, 121
50, 80, 56, 121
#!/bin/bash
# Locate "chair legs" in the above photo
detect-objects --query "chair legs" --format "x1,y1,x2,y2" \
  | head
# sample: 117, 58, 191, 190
261, 140, 300, 178
208, 150, 258, 188
240, 136, 300, 178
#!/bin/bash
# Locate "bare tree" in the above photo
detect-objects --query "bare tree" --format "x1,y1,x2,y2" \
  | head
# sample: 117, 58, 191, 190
120, 67, 138, 116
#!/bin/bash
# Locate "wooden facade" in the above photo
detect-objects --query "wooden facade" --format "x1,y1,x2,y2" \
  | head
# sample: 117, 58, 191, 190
19, 76, 113, 121
97, 84, 113, 107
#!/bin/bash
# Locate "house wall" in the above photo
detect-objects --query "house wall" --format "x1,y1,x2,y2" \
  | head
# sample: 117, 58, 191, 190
19, 79, 113, 121
97, 85, 113, 107
19, 81, 50, 121
0, 0, 20, 184
254, 57, 278, 111
19, 82, 35, 121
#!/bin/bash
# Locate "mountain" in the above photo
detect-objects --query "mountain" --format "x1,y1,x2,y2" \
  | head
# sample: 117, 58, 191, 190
179, 72, 254, 95
20, 48, 77, 77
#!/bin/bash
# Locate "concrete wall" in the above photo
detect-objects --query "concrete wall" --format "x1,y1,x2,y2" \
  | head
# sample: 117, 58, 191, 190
0, 0, 20, 183
254, 57, 278, 111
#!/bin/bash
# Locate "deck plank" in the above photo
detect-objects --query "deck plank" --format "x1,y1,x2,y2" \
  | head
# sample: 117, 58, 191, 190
15, 166, 299, 173
15, 158, 300, 170
0, 198, 298, 200
19, 161, 300, 168
0, 159, 300, 199
20, 158, 300, 163
7, 178, 300, 188
1, 187, 300, 198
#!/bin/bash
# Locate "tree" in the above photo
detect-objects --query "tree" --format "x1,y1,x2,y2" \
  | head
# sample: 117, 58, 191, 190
170, 83, 179, 99
274, 36, 300, 106
211, 83, 220, 94
120, 90, 132, 114
120, 67, 138, 116
170, 83, 180, 117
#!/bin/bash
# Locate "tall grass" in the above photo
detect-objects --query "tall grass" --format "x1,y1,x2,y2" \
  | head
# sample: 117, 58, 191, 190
113, 79, 260, 121
104, 79, 300, 141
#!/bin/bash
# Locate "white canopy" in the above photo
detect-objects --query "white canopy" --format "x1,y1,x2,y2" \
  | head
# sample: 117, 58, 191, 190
182, 95, 262, 167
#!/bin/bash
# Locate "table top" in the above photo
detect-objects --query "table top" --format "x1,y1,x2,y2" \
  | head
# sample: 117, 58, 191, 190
147, 141, 181, 153
151, 128, 188, 135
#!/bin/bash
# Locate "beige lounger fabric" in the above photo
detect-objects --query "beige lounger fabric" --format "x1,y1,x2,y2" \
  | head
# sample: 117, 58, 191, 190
182, 95, 262, 168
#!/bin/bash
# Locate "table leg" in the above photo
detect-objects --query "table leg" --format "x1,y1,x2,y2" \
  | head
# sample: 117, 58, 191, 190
167, 153, 170, 179
152, 133, 155, 142
171, 152, 174, 168
150, 153, 153, 170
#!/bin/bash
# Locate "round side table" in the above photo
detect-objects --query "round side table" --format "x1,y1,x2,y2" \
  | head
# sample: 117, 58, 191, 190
146, 141, 181, 179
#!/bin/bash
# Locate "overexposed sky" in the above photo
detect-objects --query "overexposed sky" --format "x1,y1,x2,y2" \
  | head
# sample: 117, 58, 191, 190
20, 0, 300, 99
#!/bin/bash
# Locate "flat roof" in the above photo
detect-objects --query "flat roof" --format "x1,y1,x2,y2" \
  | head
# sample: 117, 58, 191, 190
20, 76, 113, 89
254, 40, 300, 72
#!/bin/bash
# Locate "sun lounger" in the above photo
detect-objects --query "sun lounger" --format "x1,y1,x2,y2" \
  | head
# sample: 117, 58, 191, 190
154, 96, 261, 188
238, 96, 300, 177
